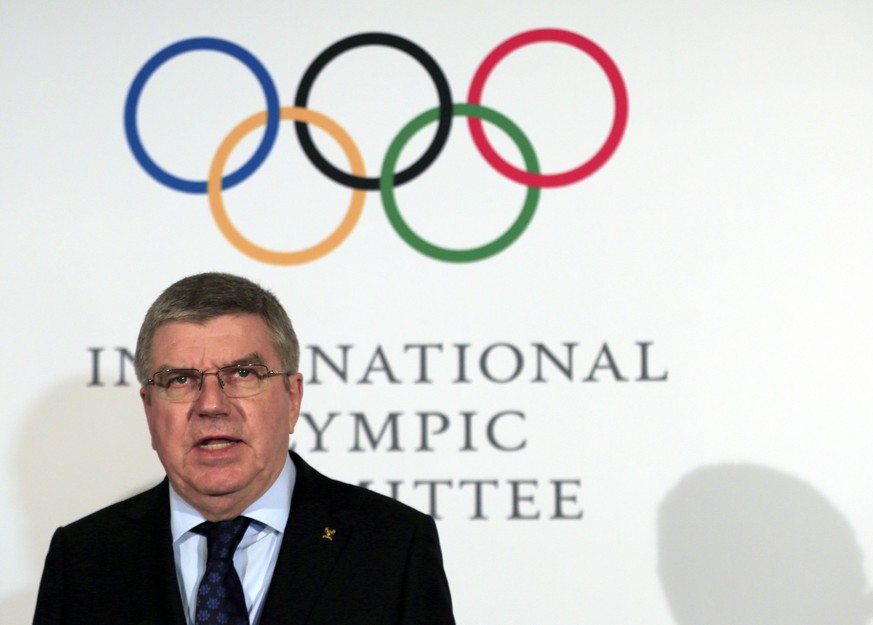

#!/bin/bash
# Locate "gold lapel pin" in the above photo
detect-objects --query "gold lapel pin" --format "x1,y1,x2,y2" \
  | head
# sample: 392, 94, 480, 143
322, 527, 336, 541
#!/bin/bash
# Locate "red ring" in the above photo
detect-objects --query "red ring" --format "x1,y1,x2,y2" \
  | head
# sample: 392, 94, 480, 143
467, 29, 628, 188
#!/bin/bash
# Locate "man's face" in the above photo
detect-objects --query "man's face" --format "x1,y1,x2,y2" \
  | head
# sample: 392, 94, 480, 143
141, 313, 302, 519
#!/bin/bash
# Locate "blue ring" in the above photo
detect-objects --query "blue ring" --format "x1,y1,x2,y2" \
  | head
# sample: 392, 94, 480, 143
124, 38, 280, 194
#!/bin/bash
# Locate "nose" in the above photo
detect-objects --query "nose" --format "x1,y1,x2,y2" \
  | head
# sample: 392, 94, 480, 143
200, 371, 224, 391
193, 371, 229, 415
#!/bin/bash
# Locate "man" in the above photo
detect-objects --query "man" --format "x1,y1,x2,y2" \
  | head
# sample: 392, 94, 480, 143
33, 272, 455, 625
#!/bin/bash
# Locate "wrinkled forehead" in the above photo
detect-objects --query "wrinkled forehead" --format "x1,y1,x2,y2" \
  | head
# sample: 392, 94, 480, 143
149, 314, 279, 371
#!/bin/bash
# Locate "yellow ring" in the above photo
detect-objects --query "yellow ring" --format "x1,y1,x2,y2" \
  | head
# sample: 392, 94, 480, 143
208, 106, 366, 265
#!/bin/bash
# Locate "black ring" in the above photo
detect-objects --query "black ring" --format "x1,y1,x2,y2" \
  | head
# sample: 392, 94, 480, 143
294, 32, 453, 190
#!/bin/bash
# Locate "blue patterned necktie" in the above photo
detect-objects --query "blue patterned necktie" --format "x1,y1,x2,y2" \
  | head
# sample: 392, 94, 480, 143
193, 516, 252, 625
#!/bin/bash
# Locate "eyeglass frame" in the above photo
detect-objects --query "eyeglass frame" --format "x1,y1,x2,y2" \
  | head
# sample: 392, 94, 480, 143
145, 363, 293, 402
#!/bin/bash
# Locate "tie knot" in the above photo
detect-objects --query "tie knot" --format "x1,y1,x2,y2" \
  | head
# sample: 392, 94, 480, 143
195, 516, 251, 560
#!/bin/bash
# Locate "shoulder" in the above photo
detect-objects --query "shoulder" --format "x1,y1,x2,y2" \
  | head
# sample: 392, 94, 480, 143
54, 480, 168, 543
290, 452, 433, 529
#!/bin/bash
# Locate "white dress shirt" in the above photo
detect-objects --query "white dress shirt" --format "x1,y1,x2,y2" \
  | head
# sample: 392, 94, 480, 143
169, 455, 296, 625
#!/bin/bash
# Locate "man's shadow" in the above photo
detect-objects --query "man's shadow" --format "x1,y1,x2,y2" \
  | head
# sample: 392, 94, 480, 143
658, 463, 873, 625
3, 379, 165, 624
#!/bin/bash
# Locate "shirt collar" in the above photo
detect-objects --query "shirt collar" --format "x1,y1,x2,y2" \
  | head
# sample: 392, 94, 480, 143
169, 454, 296, 543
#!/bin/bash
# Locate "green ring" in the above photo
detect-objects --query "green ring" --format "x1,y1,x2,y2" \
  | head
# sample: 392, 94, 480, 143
380, 102, 540, 262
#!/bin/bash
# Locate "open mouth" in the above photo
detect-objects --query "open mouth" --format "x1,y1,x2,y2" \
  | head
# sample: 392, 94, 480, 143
197, 438, 241, 451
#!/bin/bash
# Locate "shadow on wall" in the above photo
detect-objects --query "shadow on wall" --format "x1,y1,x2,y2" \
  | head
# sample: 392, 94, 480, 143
658, 464, 873, 625
4, 378, 165, 623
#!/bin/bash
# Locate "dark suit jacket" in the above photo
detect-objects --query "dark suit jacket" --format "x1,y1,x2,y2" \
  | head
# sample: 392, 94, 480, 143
33, 452, 455, 625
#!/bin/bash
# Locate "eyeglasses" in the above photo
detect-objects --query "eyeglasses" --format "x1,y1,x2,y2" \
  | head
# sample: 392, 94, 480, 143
146, 364, 291, 403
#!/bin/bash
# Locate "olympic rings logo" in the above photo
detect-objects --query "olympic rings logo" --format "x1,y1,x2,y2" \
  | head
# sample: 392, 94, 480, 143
124, 29, 628, 264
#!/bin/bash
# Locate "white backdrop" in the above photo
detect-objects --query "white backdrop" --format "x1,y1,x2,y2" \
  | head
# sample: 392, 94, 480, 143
2, 1, 872, 624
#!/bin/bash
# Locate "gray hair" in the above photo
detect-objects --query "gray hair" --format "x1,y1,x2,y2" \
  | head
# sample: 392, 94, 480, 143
134, 273, 299, 385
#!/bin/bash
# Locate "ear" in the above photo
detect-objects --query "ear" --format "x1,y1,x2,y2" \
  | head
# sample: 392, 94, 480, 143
286, 373, 304, 435
140, 386, 158, 451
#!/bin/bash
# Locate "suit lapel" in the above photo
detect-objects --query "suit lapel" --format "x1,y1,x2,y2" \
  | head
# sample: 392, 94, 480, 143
123, 480, 188, 625
259, 453, 351, 625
